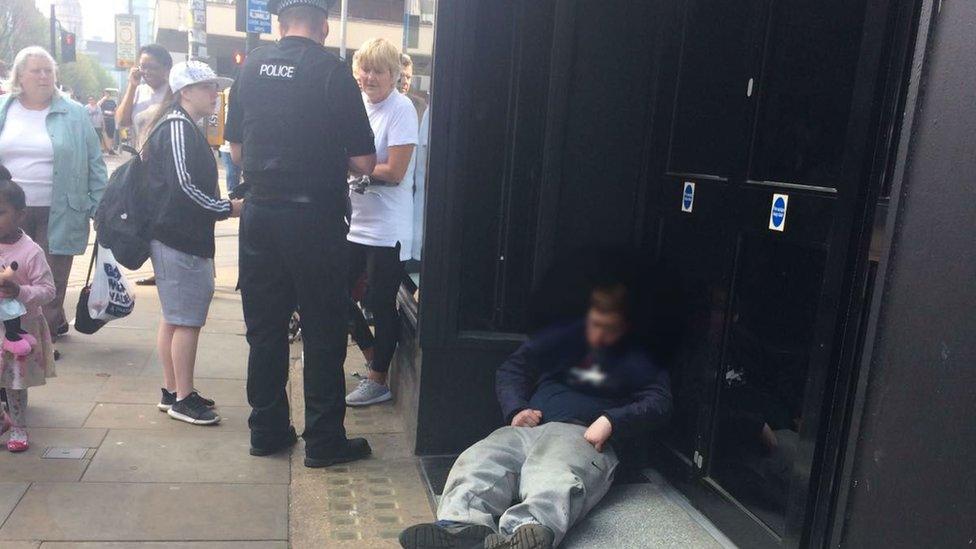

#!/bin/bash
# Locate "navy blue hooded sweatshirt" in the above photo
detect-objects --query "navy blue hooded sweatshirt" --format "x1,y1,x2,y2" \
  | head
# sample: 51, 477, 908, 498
495, 319, 672, 441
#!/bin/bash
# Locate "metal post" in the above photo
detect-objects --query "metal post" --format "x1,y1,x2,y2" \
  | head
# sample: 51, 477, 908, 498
245, 32, 259, 53
49, 5, 56, 57
339, 0, 348, 59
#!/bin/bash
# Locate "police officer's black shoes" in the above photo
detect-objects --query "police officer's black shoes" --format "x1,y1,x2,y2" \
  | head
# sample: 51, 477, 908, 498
249, 426, 299, 457
304, 437, 371, 468
398, 521, 495, 549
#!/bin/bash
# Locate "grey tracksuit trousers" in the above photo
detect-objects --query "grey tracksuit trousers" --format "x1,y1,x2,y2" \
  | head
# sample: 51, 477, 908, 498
437, 422, 619, 547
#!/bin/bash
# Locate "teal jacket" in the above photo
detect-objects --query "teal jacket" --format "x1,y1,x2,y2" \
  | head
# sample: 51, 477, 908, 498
0, 94, 107, 255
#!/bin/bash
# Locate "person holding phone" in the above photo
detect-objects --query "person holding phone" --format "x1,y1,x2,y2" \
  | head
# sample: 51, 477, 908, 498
116, 44, 173, 286
116, 44, 173, 149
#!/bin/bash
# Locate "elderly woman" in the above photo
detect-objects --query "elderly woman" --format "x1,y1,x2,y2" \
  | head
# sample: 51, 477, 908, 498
0, 46, 107, 340
345, 38, 419, 407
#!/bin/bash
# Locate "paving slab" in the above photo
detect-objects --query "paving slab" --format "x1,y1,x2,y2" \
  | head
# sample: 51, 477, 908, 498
84, 403, 250, 432
41, 543, 286, 549
28, 374, 108, 404
83, 429, 288, 484
94, 375, 248, 407
24, 402, 95, 429
0, 483, 29, 528
0, 542, 39, 549
0, 482, 288, 541
53, 336, 154, 377
0, 429, 105, 482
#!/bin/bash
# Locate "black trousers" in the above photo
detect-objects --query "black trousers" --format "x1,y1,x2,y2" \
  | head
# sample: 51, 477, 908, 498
348, 241, 404, 374
240, 199, 349, 456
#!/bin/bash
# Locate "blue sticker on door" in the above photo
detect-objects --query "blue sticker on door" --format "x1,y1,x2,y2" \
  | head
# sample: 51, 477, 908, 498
682, 182, 695, 213
768, 194, 788, 232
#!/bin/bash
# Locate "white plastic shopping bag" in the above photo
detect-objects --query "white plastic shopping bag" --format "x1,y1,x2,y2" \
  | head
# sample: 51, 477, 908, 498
88, 244, 136, 321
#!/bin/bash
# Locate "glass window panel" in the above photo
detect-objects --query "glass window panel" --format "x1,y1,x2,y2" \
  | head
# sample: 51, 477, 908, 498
667, 0, 759, 178
749, 0, 868, 188
710, 236, 826, 536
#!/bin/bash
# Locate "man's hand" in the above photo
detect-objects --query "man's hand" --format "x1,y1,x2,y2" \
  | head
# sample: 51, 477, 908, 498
229, 199, 244, 218
511, 409, 542, 428
584, 415, 613, 452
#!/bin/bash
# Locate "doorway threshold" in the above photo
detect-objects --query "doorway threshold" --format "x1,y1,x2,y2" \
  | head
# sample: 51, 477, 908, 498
418, 456, 736, 548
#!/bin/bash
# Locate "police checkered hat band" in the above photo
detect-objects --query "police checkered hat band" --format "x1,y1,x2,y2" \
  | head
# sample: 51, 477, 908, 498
269, 0, 335, 15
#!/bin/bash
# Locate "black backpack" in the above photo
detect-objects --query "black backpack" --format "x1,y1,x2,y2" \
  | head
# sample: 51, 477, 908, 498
95, 113, 193, 270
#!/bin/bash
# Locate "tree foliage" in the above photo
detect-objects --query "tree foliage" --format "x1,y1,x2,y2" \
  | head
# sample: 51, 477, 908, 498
0, 0, 50, 70
59, 54, 115, 101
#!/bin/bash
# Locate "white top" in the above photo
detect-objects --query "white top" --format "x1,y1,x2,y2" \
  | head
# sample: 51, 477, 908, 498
131, 83, 169, 145
0, 100, 55, 207
347, 90, 419, 261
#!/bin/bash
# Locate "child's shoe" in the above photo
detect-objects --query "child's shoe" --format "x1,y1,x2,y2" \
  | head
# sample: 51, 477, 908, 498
7, 427, 29, 452
2, 336, 32, 357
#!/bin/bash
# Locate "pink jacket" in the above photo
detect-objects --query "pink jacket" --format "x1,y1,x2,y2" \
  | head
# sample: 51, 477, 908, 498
0, 232, 56, 316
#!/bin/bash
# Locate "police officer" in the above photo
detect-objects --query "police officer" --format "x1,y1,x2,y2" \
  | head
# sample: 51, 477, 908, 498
225, 0, 377, 467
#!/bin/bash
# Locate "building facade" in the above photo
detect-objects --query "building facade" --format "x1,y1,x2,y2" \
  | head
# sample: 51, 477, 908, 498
388, 1, 976, 548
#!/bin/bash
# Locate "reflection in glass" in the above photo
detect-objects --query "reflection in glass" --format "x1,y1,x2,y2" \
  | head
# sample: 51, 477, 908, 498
403, 0, 436, 295
710, 237, 825, 536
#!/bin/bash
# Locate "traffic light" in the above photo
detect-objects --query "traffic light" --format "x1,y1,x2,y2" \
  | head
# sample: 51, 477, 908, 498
60, 31, 76, 63
233, 50, 246, 66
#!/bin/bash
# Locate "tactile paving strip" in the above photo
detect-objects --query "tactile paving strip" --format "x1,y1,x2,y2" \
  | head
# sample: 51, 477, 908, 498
291, 457, 435, 547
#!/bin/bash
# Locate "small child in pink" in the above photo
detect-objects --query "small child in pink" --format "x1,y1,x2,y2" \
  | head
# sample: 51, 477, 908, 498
0, 166, 56, 453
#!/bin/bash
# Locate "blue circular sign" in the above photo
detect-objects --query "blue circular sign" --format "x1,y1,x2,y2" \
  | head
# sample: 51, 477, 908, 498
771, 196, 787, 228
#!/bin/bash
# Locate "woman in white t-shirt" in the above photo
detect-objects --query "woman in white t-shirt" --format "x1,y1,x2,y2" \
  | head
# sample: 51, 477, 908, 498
345, 38, 419, 407
0, 47, 108, 340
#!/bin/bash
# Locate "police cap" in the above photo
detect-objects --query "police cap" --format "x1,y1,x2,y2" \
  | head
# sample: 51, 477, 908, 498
269, 0, 335, 16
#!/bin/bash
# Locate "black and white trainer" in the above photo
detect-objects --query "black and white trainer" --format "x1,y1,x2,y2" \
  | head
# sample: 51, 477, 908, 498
158, 389, 215, 412
167, 393, 221, 425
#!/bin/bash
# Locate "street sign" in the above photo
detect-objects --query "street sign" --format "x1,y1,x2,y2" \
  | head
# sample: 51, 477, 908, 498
115, 14, 139, 69
247, 0, 272, 34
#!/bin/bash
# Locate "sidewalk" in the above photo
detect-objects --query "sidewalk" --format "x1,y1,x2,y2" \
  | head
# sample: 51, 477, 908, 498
0, 154, 434, 547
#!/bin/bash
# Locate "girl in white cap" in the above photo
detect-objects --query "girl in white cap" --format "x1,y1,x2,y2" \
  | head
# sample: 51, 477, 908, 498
142, 61, 242, 425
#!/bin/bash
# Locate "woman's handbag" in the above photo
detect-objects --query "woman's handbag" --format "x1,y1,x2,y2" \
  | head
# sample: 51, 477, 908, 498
74, 248, 107, 335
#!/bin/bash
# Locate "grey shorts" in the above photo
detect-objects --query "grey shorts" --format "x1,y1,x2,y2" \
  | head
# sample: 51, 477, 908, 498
150, 240, 215, 327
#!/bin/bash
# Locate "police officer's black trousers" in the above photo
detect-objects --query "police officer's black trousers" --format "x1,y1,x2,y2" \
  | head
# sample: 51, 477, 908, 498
240, 200, 349, 455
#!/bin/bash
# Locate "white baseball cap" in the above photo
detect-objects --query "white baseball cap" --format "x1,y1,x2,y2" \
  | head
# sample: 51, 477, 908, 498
169, 60, 233, 94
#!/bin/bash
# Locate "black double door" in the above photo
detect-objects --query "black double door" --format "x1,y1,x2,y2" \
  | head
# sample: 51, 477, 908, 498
647, 0, 889, 547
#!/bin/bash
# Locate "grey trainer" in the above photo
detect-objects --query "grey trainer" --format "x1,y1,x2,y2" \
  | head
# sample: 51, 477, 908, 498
345, 379, 392, 406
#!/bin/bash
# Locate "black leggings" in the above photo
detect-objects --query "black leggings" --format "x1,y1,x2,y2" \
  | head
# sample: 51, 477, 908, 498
348, 241, 404, 374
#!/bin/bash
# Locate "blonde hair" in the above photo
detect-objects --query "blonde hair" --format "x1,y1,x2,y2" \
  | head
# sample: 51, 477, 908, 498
352, 38, 401, 82
2, 46, 63, 98
400, 53, 413, 70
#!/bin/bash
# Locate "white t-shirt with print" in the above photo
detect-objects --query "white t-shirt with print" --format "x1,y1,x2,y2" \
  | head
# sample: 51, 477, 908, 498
347, 90, 419, 261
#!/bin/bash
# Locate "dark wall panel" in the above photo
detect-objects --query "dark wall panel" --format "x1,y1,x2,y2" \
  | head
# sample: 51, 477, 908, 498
415, 346, 513, 455
554, 1, 661, 251
841, 3, 976, 547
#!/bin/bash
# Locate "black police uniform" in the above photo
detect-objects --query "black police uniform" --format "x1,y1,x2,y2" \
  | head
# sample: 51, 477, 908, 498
225, 31, 375, 459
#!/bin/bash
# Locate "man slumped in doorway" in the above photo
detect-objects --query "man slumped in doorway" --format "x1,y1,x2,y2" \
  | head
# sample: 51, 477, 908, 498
400, 283, 673, 549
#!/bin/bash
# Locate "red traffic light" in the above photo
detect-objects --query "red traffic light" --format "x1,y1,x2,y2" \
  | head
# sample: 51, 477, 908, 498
64, 33, 75, 45
233, 51, 245, 65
